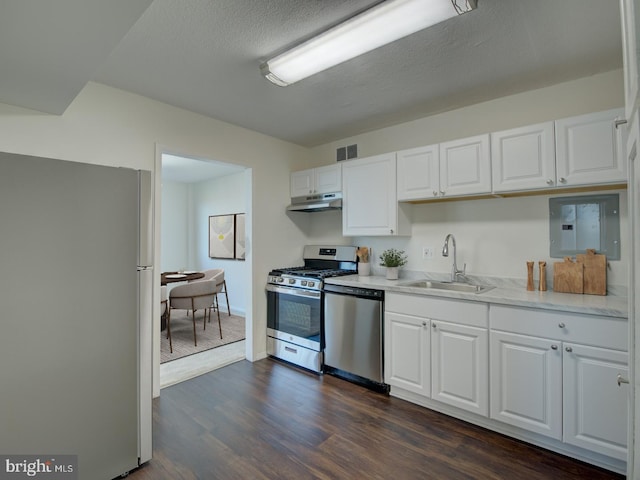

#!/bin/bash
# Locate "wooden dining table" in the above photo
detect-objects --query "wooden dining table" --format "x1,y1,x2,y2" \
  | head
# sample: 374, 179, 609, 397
161, 271, 205, 286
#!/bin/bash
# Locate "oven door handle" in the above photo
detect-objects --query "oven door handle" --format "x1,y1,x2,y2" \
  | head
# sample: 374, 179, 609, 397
266, 284, 322, 299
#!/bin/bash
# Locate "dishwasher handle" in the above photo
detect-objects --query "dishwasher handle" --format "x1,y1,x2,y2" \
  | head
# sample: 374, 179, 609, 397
323, 283, 384, 300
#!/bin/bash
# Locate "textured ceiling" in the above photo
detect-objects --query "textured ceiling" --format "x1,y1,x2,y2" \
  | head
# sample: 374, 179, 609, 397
0, 0, 153, 114
1, 0, 623, 149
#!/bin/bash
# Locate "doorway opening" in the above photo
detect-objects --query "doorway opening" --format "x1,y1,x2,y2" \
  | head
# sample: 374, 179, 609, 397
158, 152, 250, 388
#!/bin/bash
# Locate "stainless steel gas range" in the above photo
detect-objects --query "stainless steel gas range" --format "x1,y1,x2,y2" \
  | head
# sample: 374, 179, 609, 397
266, 245, 358, 373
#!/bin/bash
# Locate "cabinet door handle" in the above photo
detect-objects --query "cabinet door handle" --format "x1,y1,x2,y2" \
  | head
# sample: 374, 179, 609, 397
559, 177, 567, 184
551, 344, 558, 350
422, 321, 427, 327
433, 190, 438, 197
565, 346, 572, 352
439, 190, 445, 196
390, 229, 394, 234
617, 374, 630, 386
558, 323, 565, 328
546, 179, 554, 185
432, 323, 436, 329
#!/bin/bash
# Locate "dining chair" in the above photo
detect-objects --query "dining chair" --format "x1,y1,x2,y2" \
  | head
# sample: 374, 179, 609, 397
161, 285, 168, 325
216, 270, 231, 316
166, 279, 219, 353
190, 269, 230, 316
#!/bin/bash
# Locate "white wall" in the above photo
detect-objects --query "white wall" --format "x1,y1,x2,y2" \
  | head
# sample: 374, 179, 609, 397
0, 81, 313, 396
160, 180, 189, 271
309, 70, 628, 289
311, 70, 624, 162
191, 171, 247, 315
340, 190, 627, 288
161, 172, 247, 315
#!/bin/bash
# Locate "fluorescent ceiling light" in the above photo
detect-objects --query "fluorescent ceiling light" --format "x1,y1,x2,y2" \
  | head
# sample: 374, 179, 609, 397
260, 0, 477, 87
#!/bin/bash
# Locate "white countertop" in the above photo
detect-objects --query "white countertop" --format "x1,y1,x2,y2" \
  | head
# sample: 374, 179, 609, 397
324, 274, 628, 318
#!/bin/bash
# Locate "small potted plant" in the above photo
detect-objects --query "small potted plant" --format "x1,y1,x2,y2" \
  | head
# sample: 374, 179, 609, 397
379, 248, 407, 280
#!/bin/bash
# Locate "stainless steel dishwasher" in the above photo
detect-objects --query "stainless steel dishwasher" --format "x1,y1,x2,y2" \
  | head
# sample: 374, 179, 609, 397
323, 283, 388, 392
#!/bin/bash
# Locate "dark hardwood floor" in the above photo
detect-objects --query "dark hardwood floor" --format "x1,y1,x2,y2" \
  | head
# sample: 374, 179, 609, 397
128, 359, 624, 480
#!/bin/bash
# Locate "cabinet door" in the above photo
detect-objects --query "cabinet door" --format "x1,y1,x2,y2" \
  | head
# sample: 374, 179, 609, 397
563, 343, 629, 460
342, 153, 398, 236
555, 108, 627, 186
490, 331, 562, 440
314, 164, 341, 194
384, 311, 430, 396
290, 169, 314, 197
439, 134, 492, 197
397, 145, 439, 200
491, 122, 556, 193
431, 320, 488, 416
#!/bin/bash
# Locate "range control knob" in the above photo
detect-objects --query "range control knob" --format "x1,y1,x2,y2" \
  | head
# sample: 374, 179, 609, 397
308, 281, 315, 288
301, 280, 308, 286
277, 277, 284, 283
289, 278, 296, 285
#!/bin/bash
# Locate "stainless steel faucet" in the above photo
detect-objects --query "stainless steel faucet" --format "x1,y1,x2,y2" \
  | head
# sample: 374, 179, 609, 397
442, 234, 466, 282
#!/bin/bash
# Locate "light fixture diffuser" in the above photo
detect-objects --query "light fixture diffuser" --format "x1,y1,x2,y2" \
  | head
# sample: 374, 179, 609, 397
260, 0, 477, 87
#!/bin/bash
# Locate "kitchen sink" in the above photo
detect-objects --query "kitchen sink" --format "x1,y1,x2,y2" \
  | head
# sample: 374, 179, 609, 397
401, 280, 495, 294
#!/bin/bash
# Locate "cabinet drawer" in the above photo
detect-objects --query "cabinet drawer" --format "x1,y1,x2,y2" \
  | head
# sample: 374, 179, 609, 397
490, 305, 627, 351
386, 293, 488, 328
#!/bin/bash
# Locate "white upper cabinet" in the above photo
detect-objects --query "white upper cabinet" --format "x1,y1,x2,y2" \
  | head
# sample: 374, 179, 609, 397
314, 164, 342, 194
492, 110, 626, 193
439, 134, 492, 197
290, 164, 341, 197
397, 144, 440, 200
342, 153, 410, 236
555, 108, 627, 187
491, 122, 556, 193
397, 135, 491, 201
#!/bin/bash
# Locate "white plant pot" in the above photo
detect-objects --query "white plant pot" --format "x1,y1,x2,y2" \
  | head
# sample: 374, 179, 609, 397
386, 266, 399, 280
358, 262, 371, 276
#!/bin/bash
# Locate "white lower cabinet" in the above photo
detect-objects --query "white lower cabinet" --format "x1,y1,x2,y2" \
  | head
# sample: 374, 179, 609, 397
384, 293, 489, 416
431, 320, 488, 416
490, 305, 629, 462
385, 296, 629, 471
562, 343, 629, 460
385, 311, 430, 396
489, 330, 562, 439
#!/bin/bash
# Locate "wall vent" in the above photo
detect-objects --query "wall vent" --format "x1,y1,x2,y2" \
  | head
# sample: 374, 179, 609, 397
337, 144, 358, 161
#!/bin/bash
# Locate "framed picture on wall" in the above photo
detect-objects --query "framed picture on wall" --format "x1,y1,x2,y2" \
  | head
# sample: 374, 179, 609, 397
235, 213, 245, 260
209, 214, 235, 259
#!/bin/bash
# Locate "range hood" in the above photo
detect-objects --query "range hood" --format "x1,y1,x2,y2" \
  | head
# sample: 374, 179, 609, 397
287, 192, 342, 212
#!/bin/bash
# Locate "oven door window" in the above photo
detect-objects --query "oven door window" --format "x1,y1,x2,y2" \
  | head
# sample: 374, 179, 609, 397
267, 288, 321, 343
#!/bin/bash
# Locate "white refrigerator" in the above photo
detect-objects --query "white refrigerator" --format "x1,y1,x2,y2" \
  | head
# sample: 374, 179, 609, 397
0, 152, 152, 478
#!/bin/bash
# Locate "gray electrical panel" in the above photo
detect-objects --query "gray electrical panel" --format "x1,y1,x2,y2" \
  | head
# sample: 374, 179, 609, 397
549, 194, 620, 260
